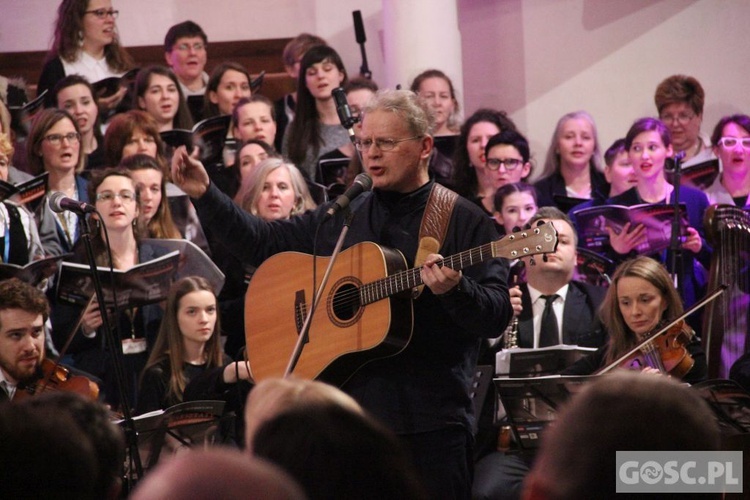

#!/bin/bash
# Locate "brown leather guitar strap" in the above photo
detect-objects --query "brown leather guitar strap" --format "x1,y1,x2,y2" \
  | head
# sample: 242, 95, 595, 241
413, 183, 459, 298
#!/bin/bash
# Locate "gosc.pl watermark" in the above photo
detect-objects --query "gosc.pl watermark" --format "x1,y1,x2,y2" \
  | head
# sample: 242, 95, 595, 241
616, 451, 742, 494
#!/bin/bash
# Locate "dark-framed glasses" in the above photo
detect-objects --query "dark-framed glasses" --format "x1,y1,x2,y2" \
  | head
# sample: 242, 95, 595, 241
354, 136, 422, 152
659, 112, 695, 125
85, 8, 119, 19
96, 190, 136, 203
175, 42, 206, 52
719, 137, 750, 149
43, 132, 81, 146
486, 158, 523, 171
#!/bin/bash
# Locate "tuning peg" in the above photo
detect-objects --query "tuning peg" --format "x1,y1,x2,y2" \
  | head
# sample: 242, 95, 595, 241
529, 256, 536, 266
543, 254, 549, 262
512, 226, 521, 233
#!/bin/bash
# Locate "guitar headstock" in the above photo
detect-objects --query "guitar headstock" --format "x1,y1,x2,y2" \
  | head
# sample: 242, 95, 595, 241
492, 221, 558, 259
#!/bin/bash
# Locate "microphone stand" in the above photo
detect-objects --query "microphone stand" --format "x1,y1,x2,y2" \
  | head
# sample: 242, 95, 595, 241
352, 10, 372, 79
284, 209, 354, 376
669, 153, 685, 297
79, 214, 144, 483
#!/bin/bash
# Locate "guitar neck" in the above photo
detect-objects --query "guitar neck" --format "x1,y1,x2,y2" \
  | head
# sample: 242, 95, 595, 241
361, 242, 497, 304
360, 221, 558, 305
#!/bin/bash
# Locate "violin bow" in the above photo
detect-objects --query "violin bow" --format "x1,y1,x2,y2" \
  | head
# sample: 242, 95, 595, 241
597, 284, 727, 375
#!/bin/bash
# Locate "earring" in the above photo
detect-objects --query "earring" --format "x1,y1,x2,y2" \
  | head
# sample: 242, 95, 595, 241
77, 31, 84, 47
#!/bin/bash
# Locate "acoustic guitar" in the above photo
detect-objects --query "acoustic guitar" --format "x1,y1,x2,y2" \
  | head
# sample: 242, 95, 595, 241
244, 222, 558, 385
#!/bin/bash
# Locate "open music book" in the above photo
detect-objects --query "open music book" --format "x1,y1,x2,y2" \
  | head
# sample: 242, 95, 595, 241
665, 158, 720, 190
0, 172, 48, 204
55, 250, 180, 308
0, 253, 70, 287
91, 68, 140, 99
120, 400, 225, 433
141, 238, 225, 294
9, 89, 47, 138
573, 202, 689, 255
495, 345, 596, 377
160, 114, 231, 167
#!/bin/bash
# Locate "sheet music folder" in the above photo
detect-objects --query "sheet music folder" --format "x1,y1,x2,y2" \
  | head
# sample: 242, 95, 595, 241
495, 345, 596, 378
493, 375, 590, 450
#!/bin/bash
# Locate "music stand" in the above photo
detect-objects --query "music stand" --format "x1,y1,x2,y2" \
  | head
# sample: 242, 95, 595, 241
494, 376, 589, 450
119, 400, 226, 470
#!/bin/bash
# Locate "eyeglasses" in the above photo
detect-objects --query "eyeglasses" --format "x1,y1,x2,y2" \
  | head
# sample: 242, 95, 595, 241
84, 8, 119, 19
485, 158, 524, 171
96, 190, 136, 203
660, 112, 696, 125
718, 137, 750, 149
354, 136, 422, 152
43, 132, 81, 146
174, 42, 206, 52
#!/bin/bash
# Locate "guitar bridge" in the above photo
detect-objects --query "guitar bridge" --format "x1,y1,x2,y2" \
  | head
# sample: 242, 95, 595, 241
294, 290, 307, 336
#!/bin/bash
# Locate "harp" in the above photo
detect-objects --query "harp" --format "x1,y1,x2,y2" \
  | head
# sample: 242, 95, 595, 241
703, 204, 750, 378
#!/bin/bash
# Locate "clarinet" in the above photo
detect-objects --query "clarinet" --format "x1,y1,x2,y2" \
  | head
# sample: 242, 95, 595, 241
504, 275, 520, 349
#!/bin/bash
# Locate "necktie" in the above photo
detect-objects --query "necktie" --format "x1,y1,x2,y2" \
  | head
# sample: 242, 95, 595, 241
539, 294, 560, 347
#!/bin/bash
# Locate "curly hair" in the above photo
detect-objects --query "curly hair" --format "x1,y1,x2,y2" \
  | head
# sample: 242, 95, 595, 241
0, 278, 50, 328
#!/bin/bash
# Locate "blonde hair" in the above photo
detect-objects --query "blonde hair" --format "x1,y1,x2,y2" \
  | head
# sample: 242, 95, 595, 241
244, 377, 362, 451
237, 158, 316, 219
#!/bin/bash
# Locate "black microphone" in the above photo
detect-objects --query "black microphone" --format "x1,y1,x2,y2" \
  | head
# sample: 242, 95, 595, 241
48, 191, 96, 214
332, 86, 358, 131
665, 150, 687, 173
325, 173, 372, 219
353, 10, 366, 43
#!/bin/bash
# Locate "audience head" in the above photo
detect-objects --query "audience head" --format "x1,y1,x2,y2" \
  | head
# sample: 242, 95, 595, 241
525, 206, 578, 285
104, 110, 165, 167
50, 0, 132, 72
145, 276, 222, 404
0, 278, 49, 385
131, 448, 306, 500
484, 129, 533, 188
542, 111, 603, 179
603, 138, 636, 197
0, 402, 99, 499
252, 404, 428, 500
231, 95, 277, 146
493, 181, 538, 234
282, 33, 327, 81
523, 371, 719, 500
453, 108, 517, 196
711, 114, 750, 177
0, 133, 13, 182
164, 20, 208, 87
654, 75, 705, 153
27, 108, 84, 176
204, 62, 252, 117
244, 377, 362, 451
410, 69, 460, 135
119, 153, 179, 238
53, 74, 101, 143
625, 118, 673, 186
134, 65, 193, 131
0, 98, 11, 136
237, 158, 316, 220
21, 392, 125, 500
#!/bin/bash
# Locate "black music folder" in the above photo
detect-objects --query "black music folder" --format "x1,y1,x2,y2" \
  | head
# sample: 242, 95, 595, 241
494, 375, 589, 450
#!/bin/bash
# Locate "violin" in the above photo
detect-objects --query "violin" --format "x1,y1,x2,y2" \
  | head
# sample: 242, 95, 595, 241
619, 320, 695, 379
14, 358, 100, 402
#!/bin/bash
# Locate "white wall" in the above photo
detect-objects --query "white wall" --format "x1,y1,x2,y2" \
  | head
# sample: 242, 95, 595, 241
2, 0, 749, 175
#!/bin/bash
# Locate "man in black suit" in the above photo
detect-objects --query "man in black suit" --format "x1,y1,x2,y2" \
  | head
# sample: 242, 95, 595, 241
0, 278, 49, 402
473, 207, 608, 500
514, 206, 606, 349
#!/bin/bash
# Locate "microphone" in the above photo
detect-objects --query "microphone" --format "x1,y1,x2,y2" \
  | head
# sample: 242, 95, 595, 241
353, 10, 366, 43
325, 173, 372, 219
665, 150, 687, 173
48, 191, 96, 214
332, 86, 358, 131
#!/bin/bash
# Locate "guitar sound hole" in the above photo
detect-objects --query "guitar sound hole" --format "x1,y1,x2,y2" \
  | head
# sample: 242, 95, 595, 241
332, 283, 361, 321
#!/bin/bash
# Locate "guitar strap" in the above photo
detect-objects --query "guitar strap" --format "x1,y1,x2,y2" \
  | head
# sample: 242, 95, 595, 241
413, 183, 459, 298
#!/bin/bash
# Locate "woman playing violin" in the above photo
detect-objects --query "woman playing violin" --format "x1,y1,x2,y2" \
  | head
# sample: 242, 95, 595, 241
565, 256, 707, 384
